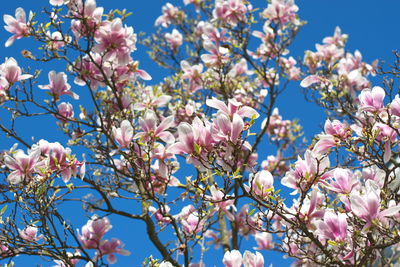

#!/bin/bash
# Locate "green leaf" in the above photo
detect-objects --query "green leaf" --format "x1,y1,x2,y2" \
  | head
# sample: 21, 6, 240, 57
0, 205, 7, 215
327, 240, 337, 246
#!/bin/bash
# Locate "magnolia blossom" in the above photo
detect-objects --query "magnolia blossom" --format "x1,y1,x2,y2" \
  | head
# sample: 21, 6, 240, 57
133, 86, 172, 111
134, 110, 175, 143
324, 119, 351, 138
46, 31, 65, 50
390, 95, 400, 117
70, 0, 104, 40
97, 238, 130, 264
4, 147, 41, 184
155, 3, 184, 27
242, 251, 264, 267
39, 71, 79, 100
262, 0, 299, 25
0, 57, 32, 84
159, 262, 174, 267
181, 60, 203, 92
350, 181, 400, 229
112, 120, 134, 148
207, 185, 235, 219
358, 86, 385, 112
325, 168, 358, 194
245, 170, 274, 199
19, 226, 43, 242
213, 0, 248, 27
0, 77, 9, 102
3, 7, 31, 47
49, 0, 67, 6
56, 102, 74, 122
223, 250, 242, 267
169, 117, 215, 167
176, 205, 205, 235
165, 29, 183, 51
78, 216, 112, 249
373, 123, 397, 163
281, 150, 330, 193
317, 211, 349, 244
254, 232, 273, 250
201, 40, 230, 66
206, 97, 259, 119
94, 18, 137, 65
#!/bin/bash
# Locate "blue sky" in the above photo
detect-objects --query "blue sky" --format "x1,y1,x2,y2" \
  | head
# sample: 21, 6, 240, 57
0, 0, 399, 266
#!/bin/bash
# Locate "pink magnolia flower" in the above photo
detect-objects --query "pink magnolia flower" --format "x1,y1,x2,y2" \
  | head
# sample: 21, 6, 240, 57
201, 40, 229, 66
373, 123, 397, 163
323, 26, 348, 47
3, 7, 32, 47
4, 147, 41, 184
0, 77, 9, 102
362, 166, 385, 188
206, 97, 259, 119
112, 120, 134, 148
149, 205, 172, 224
94, 18, 136, 65
165, 29, 183, 52
325, 168, 358, 194
390, 95, 400, 117
97, 238, 130, 264
0, 244, 11, 257
176, 205, 205, 235
234, 205, 258, 237
243, 251, 264, 267
292, 189, 325, 222
223, 250, 242, 267
39, 71, 79, 100
358, 86, 385, 112
134, 110, 175, 143
181, 60, 203, 92
45, 142, 83, 182
74, 53, 110, 90
78, 216, 112, 249
281, 150, 330, 193
300, 75, 325, 88
46, 31, 65, 50
252, 22, 275, 43
350, 181, 400, 229
211, 112, 244, 143
245, 170, 274, 199
19, 226, 43, 242
133, 86, 172, 111
168, 117, 215, 167
213, 0, 248, 27
207, 185, 236, 219
56, 102, 74, 122
317, 211, 349, 244
261, 108, 291, 141
254, 232, 273, 250
49, 0, 67, 6
70, 0, 104, 40
279, 57, 300, 80
155, 3, 184, 28
0, 57, 32, 84
324, 119, 351, 139
312, 134, 337, 155
262, 0, 299, 25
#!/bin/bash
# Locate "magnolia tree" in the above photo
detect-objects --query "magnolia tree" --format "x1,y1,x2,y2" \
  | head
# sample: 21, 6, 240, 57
0, 0, 399, 266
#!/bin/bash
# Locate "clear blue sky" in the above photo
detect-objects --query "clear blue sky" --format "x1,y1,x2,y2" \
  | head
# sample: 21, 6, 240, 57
0, 0, 399, 266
